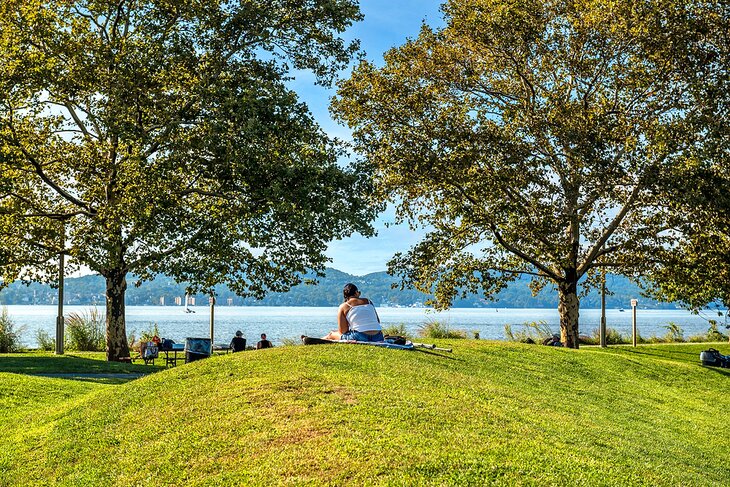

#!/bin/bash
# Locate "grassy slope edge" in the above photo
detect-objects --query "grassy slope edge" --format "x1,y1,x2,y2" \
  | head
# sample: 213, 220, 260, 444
1, 342, 728, 486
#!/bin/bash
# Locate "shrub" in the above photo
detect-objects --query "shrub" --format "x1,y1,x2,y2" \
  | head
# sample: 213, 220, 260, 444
590, 327, 630, 345
706, 320, 728, 342
504, 321, 552, 344
65, 308, 106, 351
418, 320, 466, 339
0, 307, 24, 352
139, 323, 160, 344
36, 329, 55, 351
687, 321, 729, 343
663, 322, 685, 342
280, 337, 301, 346
580, 334, 599, 346
382, 323, 411, 339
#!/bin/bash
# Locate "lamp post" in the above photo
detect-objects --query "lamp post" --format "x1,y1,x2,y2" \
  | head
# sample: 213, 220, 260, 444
209, 293, 215, 344
55, 227, 65, 355
600, 271, 607, 348
631, 299, 638, 347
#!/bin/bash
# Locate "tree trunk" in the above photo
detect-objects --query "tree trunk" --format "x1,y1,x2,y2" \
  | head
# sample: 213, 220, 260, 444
105, 271, 130, 361
558, 279, 580, 349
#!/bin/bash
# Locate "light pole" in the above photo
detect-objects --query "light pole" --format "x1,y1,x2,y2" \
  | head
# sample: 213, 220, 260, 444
600, 271, 607, 348
631, 298, 638, 347
209, 293, 216, 344
55, 226, 65, 355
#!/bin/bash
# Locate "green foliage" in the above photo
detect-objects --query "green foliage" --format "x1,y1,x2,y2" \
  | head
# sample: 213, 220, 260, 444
706, 320, 728, 342
332, 0, 729, 348
279, 337, 301, 347
2, 343, 730, 485
418, 320, 466, 339
0, 0, 376, 361
590, 328, 632, 346
35, 329, 55, 351
127, 332, 137, 352
65, 308, 106, 352
504, 321, 553, 344
381, 323, 411, 339
138, 324, 161, 344
662, 323, 685, 343
0, 307, 23, 352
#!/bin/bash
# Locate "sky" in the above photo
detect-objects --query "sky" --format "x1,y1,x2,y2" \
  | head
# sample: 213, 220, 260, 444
290, 0, 445, 276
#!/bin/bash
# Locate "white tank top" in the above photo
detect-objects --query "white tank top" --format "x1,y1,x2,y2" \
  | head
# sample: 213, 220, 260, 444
345, 303, 381, 333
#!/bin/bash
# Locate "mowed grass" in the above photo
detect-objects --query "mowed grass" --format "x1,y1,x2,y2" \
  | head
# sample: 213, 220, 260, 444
1, 342, 729, 486
0, 351, 163, 375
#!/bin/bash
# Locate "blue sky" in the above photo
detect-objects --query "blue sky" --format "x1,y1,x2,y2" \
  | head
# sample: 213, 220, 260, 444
291, 1, 445, 276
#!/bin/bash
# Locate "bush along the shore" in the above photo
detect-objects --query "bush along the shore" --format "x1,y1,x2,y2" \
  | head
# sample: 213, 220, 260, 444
505, 320, 730, 346
504, 321, 553, 344
382, 323, 411, 339
0, 307, 23, 353
35, 329, 55, 351
418, 320, 467, 339
65, 308, 105, 352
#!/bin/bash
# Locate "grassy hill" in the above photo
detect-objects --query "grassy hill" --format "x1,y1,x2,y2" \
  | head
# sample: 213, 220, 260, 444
1, 342, 729, 486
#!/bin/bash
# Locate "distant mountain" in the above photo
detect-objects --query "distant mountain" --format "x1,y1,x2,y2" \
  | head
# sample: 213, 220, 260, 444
0, 269, 677, 309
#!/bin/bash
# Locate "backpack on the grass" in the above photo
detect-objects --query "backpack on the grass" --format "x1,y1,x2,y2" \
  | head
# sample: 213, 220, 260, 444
700, 348, 730, 368
384, 335, 407, 346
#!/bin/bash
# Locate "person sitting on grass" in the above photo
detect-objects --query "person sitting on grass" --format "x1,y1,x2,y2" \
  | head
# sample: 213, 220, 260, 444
323, 283, 384, 342
229, 330, 246, 353
256, 333, 273, 349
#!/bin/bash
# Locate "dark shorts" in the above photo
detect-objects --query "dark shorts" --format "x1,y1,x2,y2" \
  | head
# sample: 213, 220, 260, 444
340, 330, 384, 342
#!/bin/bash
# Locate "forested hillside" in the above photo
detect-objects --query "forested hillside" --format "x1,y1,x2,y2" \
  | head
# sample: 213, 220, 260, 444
0, 269, 676, 309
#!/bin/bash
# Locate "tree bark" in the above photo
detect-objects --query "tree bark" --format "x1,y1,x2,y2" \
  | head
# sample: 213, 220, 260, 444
558, 278, 580, 349
105, 270, 130, 361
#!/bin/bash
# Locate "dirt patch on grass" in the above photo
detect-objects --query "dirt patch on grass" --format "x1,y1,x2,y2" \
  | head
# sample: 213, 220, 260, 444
322, 386, 358, 405
269, 425, 330, 448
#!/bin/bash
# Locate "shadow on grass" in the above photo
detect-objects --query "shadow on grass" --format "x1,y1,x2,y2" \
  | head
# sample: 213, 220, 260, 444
29, 374, 144, 384
0, 353, 162, 379
413, 348, 462, 361
702, 366, 730, 377
612, 346, 717, 364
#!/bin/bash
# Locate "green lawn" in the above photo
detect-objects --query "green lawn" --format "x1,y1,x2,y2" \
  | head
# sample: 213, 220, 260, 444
0, 351, 163, 375
1, 342, 728, 486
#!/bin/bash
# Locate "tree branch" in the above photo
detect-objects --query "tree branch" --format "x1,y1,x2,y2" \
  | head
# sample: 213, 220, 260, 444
490, 223, 561, 280
578, 180, 644, 276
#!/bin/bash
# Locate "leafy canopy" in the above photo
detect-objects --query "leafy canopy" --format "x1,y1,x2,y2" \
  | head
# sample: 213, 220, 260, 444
332, 0, 726, 345
0, 0, 378, 296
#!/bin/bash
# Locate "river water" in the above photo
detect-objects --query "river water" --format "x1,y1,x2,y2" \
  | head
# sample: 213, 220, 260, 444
3, 304, 727, 348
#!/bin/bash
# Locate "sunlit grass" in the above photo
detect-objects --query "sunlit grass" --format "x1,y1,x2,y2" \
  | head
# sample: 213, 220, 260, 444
1, 342, 729, 485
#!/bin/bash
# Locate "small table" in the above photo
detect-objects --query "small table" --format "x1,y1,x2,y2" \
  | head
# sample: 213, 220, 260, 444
159, 345, 185, 367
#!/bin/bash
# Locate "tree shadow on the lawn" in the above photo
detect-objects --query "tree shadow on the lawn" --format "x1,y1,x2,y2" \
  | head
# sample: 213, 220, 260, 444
617, 347, 730, 376
0, 354, 161, 381
413, 348, 462, 361
619, 346, 713, 362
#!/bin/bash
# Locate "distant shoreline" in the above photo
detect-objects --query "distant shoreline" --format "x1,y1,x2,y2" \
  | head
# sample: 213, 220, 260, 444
1, 303, 707, 311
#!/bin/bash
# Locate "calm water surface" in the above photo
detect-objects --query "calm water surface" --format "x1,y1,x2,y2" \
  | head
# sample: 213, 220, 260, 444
5, 305, 727, 347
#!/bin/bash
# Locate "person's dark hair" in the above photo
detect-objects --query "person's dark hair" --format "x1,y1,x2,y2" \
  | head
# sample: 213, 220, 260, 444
343, 283, 359, 301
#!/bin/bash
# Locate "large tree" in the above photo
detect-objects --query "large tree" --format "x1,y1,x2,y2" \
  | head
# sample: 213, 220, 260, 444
0, 0, 378, 360
333, 0, 723, 347
642, 2, 730, 314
